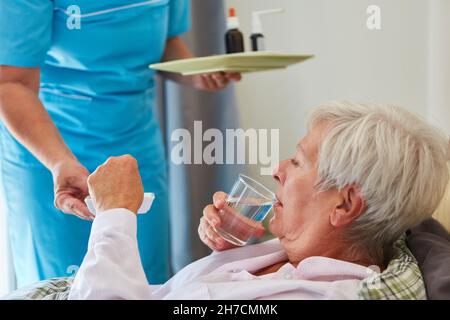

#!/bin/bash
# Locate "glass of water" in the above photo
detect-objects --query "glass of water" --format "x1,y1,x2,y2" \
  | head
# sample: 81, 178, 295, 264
214, 174, 276, 246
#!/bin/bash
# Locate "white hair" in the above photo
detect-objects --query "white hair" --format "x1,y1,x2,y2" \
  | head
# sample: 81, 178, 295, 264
306, 101, 450, 260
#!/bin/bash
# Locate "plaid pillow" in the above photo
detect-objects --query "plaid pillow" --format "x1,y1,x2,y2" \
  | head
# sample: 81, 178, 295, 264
2, 277, 73, 300
358, 237, 426, 300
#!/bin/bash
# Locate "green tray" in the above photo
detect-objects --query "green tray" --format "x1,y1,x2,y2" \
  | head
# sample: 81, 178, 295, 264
150, 51, 314, 75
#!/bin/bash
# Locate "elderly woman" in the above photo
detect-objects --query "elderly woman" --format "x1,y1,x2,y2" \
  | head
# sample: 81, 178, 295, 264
67, 102, 449, 300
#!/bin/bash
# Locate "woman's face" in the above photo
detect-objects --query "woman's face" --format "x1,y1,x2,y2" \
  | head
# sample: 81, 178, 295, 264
269, 122, 341, 261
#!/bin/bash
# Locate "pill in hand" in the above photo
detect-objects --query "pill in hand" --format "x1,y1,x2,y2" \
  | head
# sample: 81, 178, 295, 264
84, 192, 155, 215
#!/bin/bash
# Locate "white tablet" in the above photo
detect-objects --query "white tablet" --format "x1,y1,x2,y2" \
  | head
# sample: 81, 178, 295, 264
84, 192, 155, 215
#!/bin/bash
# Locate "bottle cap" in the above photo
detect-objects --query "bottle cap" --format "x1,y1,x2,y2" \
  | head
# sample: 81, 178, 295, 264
227, 7, 240, 30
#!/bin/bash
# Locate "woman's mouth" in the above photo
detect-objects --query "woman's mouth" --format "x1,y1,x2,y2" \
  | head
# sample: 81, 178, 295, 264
274, 195, 283, 208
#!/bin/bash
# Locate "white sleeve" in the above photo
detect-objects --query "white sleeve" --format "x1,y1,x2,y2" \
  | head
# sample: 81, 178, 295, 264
68, 209, 154, 300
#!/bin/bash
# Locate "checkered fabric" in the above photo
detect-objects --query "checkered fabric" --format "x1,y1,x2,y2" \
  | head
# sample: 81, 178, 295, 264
358, 237, 426, 300
2, 277, 73, 300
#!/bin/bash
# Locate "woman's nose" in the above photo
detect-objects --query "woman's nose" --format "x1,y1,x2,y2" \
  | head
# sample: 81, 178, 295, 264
272, 164, 279, 181
272, 161, 285, 184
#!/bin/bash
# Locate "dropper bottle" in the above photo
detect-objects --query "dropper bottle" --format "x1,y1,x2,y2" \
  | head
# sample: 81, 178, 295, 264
251, 8, 284, 51
225, 7, 245, 54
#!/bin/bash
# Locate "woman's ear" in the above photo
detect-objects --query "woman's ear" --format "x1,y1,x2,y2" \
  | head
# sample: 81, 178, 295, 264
330, 185, 365, 227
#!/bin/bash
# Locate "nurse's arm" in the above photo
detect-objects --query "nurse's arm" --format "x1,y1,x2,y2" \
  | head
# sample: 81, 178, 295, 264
0, 66, 93, 220
0, 66, 77, 169
160, 36, 241, 91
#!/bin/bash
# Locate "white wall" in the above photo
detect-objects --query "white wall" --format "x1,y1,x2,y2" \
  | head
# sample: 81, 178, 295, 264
225, 0, 432, 187
428, 0, 450, 136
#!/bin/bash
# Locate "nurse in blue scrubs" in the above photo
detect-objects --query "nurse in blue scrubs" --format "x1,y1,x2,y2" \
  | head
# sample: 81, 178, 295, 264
0, 0, 240, 288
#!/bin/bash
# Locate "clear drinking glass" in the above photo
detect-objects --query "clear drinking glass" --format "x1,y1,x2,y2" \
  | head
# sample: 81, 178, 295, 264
214, 174, 276, 246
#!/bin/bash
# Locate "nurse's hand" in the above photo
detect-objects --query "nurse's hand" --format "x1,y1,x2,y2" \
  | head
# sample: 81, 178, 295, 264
198, 191, 266, 252
52, 160, 94, 221
87, 155, 144, 214
191, 72, 242, 91
161, 37, 241, 91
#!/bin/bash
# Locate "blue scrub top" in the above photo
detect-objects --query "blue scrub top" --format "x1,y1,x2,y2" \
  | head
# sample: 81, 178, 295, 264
0, 0, 191, 168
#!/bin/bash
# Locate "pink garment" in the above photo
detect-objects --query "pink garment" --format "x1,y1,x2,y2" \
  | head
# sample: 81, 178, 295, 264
69, 209, 374, 300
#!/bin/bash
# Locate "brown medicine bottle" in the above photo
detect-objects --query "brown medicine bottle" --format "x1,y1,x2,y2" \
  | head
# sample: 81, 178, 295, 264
225, 7, 245, 54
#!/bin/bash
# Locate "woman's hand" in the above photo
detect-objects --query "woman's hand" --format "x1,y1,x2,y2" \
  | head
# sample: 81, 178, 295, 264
190, 72, 242, 92
87, 155, 144, 214
52, 159, 94, 221
198, 191, 265, 251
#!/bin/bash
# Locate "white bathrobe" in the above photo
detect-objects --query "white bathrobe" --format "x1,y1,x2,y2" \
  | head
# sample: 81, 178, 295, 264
69, 209, 374, 300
